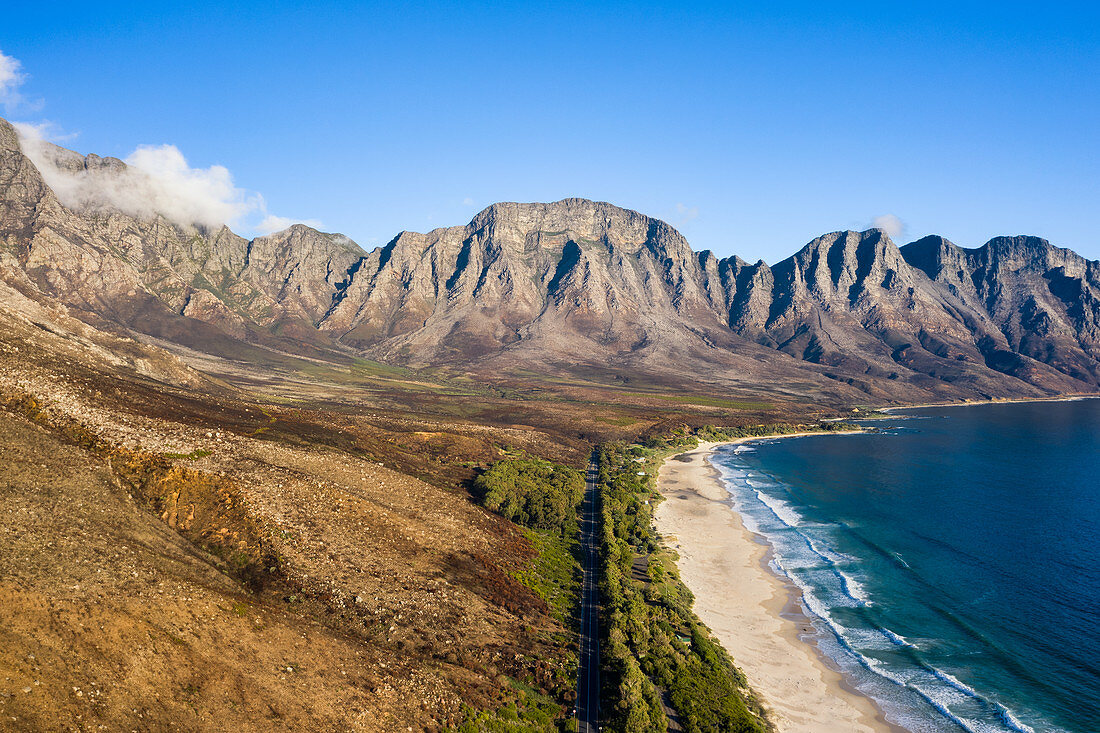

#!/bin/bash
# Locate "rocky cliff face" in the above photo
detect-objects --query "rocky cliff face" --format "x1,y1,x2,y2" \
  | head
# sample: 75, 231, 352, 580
716, 229, 1100, 395
0, 118, 367, 354
900, 234, 1100, 388
3, 115, 1099, 403
321, 200, 726, 358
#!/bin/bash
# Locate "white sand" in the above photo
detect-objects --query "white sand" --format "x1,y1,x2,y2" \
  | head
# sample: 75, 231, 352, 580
654, 439, 900, 733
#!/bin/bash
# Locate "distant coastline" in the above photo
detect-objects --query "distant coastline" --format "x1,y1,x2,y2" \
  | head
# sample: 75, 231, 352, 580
879, 392, 1099, 413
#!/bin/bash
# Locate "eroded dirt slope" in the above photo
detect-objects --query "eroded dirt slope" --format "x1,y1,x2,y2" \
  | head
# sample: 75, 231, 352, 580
0, 278, 575, 731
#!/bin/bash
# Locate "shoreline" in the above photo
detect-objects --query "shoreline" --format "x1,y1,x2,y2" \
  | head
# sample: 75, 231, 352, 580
654, 435, 905, 733
878, 392, 1098, 413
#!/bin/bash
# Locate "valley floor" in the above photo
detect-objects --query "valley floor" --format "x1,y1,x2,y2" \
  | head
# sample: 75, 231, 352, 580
654, 441, 901, 733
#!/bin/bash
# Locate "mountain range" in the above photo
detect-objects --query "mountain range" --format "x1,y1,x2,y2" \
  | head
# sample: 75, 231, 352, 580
3, 116, 1099, 405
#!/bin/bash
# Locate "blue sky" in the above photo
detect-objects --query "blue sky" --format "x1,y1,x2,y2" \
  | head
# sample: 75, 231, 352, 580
2, 1, 1098, 261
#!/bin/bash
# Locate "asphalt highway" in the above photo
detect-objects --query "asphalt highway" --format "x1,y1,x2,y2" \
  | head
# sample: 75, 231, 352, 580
575, 452, 600, 732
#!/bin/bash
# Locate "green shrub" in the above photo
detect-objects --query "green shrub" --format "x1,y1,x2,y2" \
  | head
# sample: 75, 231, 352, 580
474, 459, 585, 535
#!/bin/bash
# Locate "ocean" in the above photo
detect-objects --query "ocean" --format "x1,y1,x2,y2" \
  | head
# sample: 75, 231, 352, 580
709, 399, 1100, 733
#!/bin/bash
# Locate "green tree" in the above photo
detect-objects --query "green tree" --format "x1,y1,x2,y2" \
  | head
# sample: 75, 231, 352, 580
474, 458, 585, 534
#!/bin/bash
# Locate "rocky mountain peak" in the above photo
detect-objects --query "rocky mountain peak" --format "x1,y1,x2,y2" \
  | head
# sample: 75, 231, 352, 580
898, 235, 963, 280
464, 198, 689, 258
973, 235, 1068, 271
772, 228, 908, 300
0, 120, 53, 241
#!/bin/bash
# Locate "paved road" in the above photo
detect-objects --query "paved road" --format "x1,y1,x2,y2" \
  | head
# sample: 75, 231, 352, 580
575, 451, 600, 733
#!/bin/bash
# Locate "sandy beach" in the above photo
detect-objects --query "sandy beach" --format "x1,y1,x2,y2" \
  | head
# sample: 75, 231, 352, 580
654, 439, 901, 733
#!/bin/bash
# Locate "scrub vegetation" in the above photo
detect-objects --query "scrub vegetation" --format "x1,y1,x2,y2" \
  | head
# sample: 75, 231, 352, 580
694, 421, 861, 442
474, 458, 586, 534
596, 432, 770, 733
463, 457, 588, 731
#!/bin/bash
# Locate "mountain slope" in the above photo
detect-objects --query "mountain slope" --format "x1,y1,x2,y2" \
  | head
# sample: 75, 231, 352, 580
3, 116, 1099, 404
0, 254, 591, 731
1, 119, 363, 356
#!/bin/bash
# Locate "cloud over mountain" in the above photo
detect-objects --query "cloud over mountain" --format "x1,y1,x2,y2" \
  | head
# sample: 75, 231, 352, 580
6, 51, 316, 235
256, 214, 325, 235
870, 214, 905, 239
14, 123, 321, 235
14, 124, 260, 230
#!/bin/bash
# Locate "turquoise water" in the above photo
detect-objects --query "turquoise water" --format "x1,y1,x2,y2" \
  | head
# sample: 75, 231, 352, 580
709, 399, 1100, 732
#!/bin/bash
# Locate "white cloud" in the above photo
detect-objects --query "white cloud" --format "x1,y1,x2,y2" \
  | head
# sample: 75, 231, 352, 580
674, 202, 699, 225
256, 214, 324, 235
14, 122, 319, 234
869, 214, 905, 239
462, 196, 474, 206
125, 144, 261, 228
0, 49, 26, 110
11, 120, 75, 143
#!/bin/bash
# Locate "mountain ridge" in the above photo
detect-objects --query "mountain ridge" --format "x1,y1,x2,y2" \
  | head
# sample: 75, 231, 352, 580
4, 116, 1099, 404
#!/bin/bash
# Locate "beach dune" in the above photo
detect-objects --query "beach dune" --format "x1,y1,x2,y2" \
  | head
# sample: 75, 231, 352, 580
654, 441, 898, 733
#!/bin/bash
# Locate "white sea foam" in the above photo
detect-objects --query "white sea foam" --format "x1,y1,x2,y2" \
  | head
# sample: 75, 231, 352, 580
860, 654, 914, 687
908, 683, 985, 733
796, 582, 854, 640
716, 466, 752, 487
754, 490, 803, 528
837, 569, 871, 605
999, 707, 1036, 733
834, 626, 899, 652
806, 592, 1043, 733
804, 535, 847, 564
739, 512, 765, 535
931, 671, 1042, 733
857, 650, 1040, 733
929, 667, 979, 697
881, 627, 914, 648
797, 532, 871, 607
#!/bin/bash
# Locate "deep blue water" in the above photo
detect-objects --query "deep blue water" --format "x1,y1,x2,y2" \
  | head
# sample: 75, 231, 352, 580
709, 399, 1100, 733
